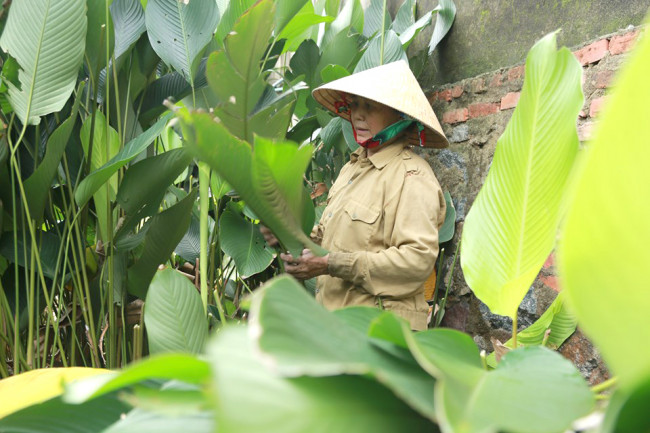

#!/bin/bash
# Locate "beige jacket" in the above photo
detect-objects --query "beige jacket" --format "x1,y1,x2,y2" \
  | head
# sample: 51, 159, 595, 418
315, 139, 446, 330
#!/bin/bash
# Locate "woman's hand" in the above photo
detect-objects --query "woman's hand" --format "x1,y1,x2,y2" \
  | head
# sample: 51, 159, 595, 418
259, 225, 279, 247
280, 249, 329, 280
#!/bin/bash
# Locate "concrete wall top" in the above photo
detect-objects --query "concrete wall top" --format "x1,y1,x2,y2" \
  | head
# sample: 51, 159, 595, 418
404, 0, 648, 90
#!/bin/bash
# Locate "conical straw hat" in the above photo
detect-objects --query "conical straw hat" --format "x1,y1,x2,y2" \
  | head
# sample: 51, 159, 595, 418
312, 61, 448, 148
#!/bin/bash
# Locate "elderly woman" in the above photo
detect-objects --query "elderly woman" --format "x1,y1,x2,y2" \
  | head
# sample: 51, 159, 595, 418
276, 61, 448, 330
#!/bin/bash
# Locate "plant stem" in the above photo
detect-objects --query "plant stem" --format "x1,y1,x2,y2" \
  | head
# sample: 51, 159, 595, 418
591, 377, 618, 394
512, 313, 518, 349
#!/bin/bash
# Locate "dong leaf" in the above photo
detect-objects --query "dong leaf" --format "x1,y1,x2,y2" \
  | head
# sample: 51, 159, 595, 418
111, 0, 147, 60
126, 190, 196, 298
429, 0, 456, 54
558, 19, 650, 388
438, 191, 456, 243
406, 331, 594, 433
0, 368, 109, 419
145, 0, 218, 86
354, 30, 407, 73
250, 276, 437, 420
180, 111, 325, 257
274, 0, 309, 34
0, 0, 87, 125
460, 33, 583, 318
207, 0, 275, 142
144, 267, 208, 354
219, 206, 274, 278
86, 0, 115, 75
76, 112, 172, 207
209, 325, 434, 432
277, 1, 333, 54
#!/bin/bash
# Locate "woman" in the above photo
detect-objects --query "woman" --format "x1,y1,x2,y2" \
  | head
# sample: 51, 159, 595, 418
275, 61, 448, 330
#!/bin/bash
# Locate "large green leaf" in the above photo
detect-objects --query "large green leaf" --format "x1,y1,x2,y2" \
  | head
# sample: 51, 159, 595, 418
460, 33, 583, 318
406, 331, 594, 433
116, 147, 192, 216
111, 0, 147, 60
207, 0, 275, 142
276, 1, 333, 54
363, 0, 391, 38
24, 82, 83, 224
76, 112, 172, 207
214, 0, 256, 43
398, 11, 433, 49
209, 325, 435, 433
274, 0, 308, 34
0, 0, 87, 125
558, 18, 650, 388
145, 0, 218, 85
601, 373, 650, 433
103, 408, 213, 433
80, 110, 121, 243
126, 190, 196, 298
250, 276, 437, 420
180, 111, 324, 257
86, 0, 115, 75
219, 206, 274, 278
65, 354, 210, 403
354, 30, 407, 73
144, 267, 208, 354
321, 0, 363, 47
428, 0, 456, 54
438, 191, 456, 243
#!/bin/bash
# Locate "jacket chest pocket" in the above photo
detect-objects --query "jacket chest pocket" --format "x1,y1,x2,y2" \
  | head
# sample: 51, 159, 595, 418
332, 201, 381, 252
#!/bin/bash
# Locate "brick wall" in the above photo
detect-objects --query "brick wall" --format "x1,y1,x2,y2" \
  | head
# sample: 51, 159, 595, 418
420, 26, 643, 383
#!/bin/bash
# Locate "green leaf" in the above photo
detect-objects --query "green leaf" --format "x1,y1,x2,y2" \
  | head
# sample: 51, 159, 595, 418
289, 39, 320, 88
277, 1, 334, 54
317, 28, 360, 83
80, 110, 122, 242
511, 292, 577, 349
428, 0, 456, 54
460, 33, 583, 318
274, 0, 308, 34
24, 82, 84, 224
250, 276, 437, 420
76, 112, 172, 207
322, 0, 363, 47
103, 408, 214, 433
558, 18, 650, 388
391, 0, 416, 34
144, 267, 208, 354
207, 0, 275, 142
602, 373, 650, 433
398, 11, 433, 49
320, 64, 350, 83
0, 0, 87, 124
209, 171, 231, 201
407, 331, 594, 433
438, 191, 456, 243
0, 367, 110, 418
64, 354, 210, 403
145, 0, 218, 85
214, 0, 256, 43
354, 30, 407, 73
219, 206, 274, 278
209, 326, 435, 432
180, 111, 324, 257
362, 0, 391, 38
0, 231, 62, 279
126, 190, 196, 298
249, 95, 295, 141
111, 0, 147, 60
116, 147, 193, 216
0, 393, 128, 433
86, 0, 115, 75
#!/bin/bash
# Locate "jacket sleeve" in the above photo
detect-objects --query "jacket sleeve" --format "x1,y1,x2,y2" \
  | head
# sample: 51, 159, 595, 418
326, 167, 445, 299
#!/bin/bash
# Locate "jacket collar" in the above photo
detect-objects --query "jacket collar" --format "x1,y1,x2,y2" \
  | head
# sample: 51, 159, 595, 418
350, 139, 407, 169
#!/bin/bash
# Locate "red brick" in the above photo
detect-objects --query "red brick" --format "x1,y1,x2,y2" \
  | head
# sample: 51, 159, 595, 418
438, 89, 452, 102
573, 39, 609, 65
468, 102, 499, 119
610, 30, 639, 55
593, 70, 615, 89
500, 92, 521, 110
451, 85, 464, 98
540, 275, 561, 292
578, 122, 596, 141
490, 73, 503, 87
543, 253, 555, 269
442, 108, 469, 124
507, 65, 525, 82
471, 78, 487, 94
589, 96, 606, 118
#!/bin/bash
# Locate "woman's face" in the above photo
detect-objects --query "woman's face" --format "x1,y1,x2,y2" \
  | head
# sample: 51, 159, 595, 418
348, 96, 401, 143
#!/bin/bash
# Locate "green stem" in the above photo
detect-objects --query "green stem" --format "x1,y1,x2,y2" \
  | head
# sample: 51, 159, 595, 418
512, 314, 518, 349
591, 377, 618, 394
379, 0, 387, 65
